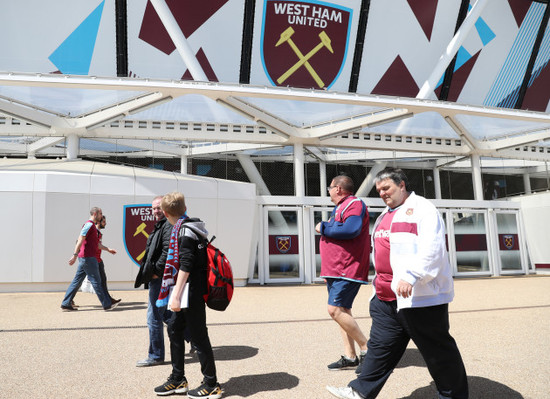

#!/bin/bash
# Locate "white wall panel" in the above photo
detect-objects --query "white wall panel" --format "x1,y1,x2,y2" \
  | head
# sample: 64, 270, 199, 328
0, 159, 256, 290
0, 171, 35, 192
0, 193, 33, 282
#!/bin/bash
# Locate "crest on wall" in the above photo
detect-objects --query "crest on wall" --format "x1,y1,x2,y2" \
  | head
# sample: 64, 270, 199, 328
503, 234, 514, 250
261, 0, 352, 89
123, 204, 157, 266
276, 236, 292, 253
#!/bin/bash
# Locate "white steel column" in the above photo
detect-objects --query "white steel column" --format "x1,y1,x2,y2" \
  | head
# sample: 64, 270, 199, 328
417, 0, 490, 99
471, 154, 484, 200
433, 167, 442, 199
180, 154, 188, 174
66, 134, 79, 160
320, 160, 327, 197
356, 161, 387, 197
523, 172, 532, 194
149, 0, 207, 81
294, 143, 305, 197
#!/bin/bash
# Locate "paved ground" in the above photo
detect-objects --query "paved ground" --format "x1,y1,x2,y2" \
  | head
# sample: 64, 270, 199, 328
1, 276, 549, 399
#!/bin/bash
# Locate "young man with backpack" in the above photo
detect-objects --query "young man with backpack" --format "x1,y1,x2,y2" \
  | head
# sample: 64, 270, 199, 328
154, 192, 221, 399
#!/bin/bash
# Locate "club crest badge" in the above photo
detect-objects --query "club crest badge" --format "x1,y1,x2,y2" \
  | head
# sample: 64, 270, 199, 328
406, 208, 414, 216
276, 235, 292, 253
503, 234, 514, 250
261, 0, 352, 89
123, 204, 157, 266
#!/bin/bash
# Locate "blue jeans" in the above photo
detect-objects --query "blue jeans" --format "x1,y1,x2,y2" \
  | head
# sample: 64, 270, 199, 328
147, 277, 170, 361
62, 257, 112, 309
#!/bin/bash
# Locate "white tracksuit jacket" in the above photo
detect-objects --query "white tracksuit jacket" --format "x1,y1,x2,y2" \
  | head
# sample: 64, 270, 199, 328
372, 192, 454, 310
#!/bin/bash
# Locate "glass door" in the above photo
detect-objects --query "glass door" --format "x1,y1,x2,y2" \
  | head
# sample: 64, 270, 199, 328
310, 207, 334, 283
310, 206, 383, 283
494, 211, 526, 275
263, 206, 304, 283
450, 210, 492, 275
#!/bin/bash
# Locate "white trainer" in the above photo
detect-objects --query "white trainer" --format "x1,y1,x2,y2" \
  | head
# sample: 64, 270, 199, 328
326, 386, 363, 399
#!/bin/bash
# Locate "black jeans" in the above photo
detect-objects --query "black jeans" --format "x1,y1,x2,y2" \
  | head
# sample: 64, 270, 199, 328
166, 296, 217, 385
349, 296, 468, 399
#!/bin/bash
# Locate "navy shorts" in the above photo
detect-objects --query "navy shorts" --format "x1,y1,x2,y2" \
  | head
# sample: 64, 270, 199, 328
326, 278, 362, 309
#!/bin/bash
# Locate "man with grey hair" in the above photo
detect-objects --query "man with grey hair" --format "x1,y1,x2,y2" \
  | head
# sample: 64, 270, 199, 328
61, 207, 119, 311
327, 167, 468, 399
134, 196, 173, 367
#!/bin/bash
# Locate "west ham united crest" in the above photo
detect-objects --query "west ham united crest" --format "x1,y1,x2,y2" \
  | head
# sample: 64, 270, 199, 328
276, 236, 292, 253
261, 0, 352, 89
123, 204, 157, 266
503, 234, 514, 250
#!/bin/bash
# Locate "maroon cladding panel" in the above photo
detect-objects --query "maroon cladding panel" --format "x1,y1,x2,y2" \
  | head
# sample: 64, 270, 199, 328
371, 55, 419, 97
522, 63, 550, 112
138, 0, 229, 55
508, 0, 532, 28
262, 1, 351, 89
407, 0, 438, 41
181, 48, 219, 81
435, 50, 481, 102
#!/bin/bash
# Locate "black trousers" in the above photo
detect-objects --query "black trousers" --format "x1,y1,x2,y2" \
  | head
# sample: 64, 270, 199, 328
349, 296, 468, 399
166, 297, 217, 385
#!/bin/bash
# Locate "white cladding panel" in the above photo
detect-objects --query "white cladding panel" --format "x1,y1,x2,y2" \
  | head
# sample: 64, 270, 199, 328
512, 192, 550, 271
1, 192, 33, 282
0, 160, 256, 290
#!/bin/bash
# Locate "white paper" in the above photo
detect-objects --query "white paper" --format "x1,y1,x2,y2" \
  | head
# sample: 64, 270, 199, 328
168, 282, 189, 309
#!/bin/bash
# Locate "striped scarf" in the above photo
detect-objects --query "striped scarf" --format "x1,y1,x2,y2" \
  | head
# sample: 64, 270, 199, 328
156, 216, 185, 307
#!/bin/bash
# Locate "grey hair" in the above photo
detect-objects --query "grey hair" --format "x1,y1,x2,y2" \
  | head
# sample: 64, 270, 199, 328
374, 167, 411, 191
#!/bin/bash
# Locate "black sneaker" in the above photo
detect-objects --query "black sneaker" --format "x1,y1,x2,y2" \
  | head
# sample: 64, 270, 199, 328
187, 381, 222, 399
355, 353, 366, 374
61, 304, 78, 311
154, 376, 188, 396
327, 355, 359, 371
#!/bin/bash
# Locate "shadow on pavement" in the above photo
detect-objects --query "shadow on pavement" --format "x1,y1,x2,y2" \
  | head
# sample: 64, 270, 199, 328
222, 372, 299, 397
394, 350, 524, 398
400, 377, 524, 399
186, 345, 259, 363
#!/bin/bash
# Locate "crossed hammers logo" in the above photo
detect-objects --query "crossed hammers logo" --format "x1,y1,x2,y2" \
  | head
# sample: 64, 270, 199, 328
275, 27, 333, 88
133, 222, 149, 262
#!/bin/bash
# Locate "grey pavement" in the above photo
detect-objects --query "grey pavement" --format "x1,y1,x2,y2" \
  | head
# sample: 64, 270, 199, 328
1, 276, 549, 399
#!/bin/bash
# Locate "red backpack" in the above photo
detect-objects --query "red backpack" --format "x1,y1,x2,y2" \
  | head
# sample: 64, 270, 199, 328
203, 236, 234, 311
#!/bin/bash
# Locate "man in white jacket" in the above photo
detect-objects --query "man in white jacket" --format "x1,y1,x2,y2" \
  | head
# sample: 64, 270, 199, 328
327, 168, 468, 399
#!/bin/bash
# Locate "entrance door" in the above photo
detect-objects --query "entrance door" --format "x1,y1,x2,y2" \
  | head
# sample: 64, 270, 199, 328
263, 206, 304, 283
493, 210, 527, 275
449, 210, 492, 275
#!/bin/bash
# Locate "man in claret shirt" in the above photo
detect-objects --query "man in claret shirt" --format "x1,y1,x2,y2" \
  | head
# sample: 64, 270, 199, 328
316, 175, 370, 372
327, 168, 468, 399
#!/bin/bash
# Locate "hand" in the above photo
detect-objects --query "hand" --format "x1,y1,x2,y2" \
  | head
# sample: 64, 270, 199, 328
315, 222, 321, 233
169, 301, 181, 312
108, 248, 117, 255
68, 255, 77, 265
396, 280, 413, 298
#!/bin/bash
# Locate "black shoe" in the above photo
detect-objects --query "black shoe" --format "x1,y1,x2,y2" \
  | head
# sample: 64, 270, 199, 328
154, 376, 188, 396
187, 381, 222, 399
61, 304, 78, 311
327, 355, 359, 371
110, 297, 121, 304
355, 353, 366, 374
